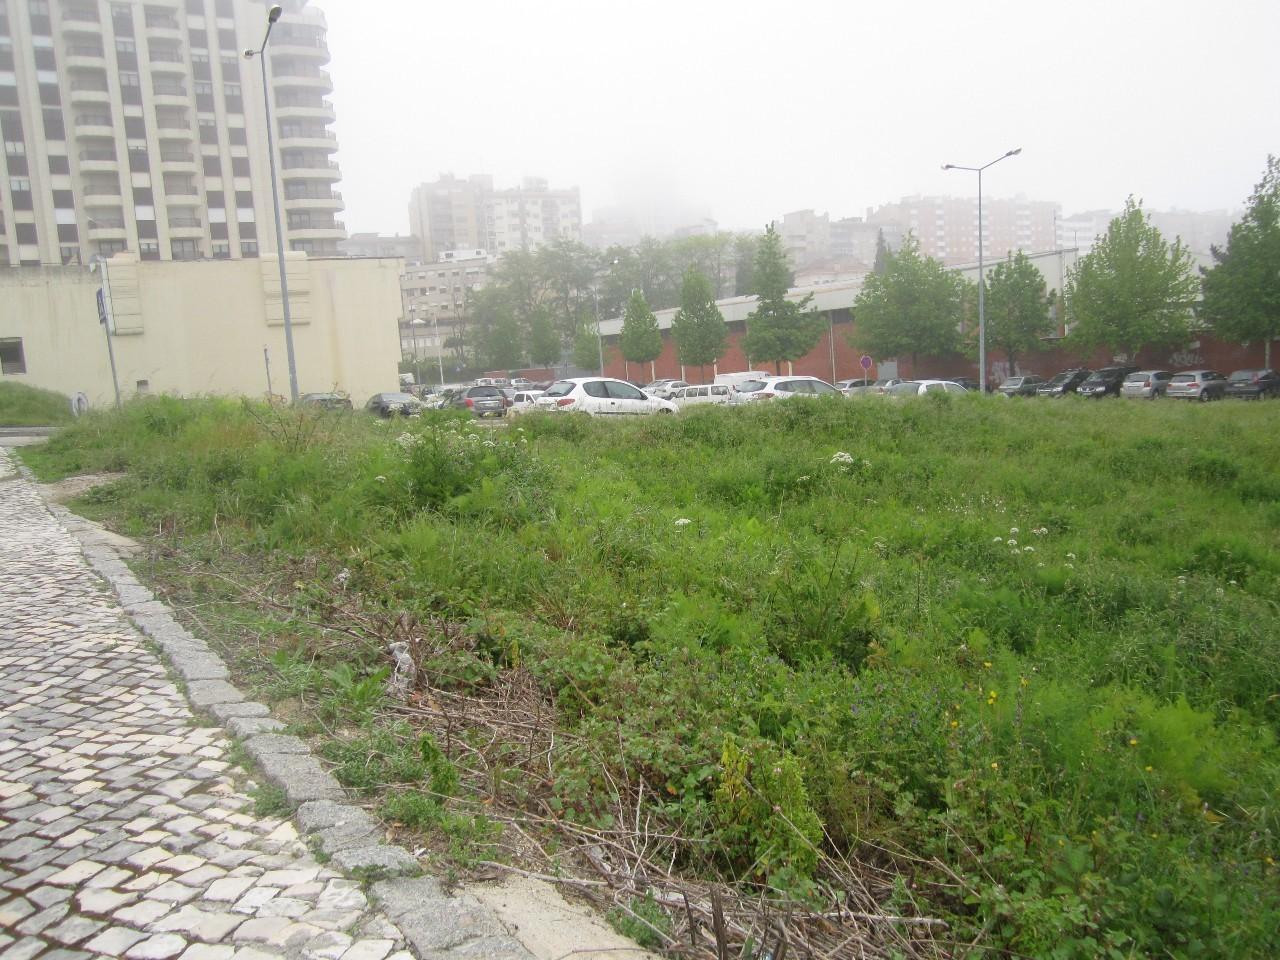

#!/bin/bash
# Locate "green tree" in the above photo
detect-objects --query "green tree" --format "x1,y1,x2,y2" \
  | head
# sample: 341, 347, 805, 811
671, 267, 728, 382
741, 225, 821, 373
571, 327, 601, 373
1065, 197, 1198, 359
618, 290, 663, 383
526, 306, 561, 368
851, 236, 967, 367
979, 252, 1055, 374
1201, 155, 1280, 367
734, 233, 760, 296
872, 230, 890, 276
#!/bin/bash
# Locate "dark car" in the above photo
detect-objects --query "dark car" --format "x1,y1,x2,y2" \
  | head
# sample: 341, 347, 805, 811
1036, 369, 1092, 397
299, 392, 352, 411
449, 385, 507, 418
1225, 368, 1280, 400
1077, 366, 1139, 398
997, 375, 1045, 397
364, 392, 424, 417
949, 377, 984, 393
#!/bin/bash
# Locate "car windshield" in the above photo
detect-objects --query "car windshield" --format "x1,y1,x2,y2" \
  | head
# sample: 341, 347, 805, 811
737, 380, 767, 393
1003, 378, 1024, 386
1047, 373, 1075, 384
888, 382, 920, 395
384, 393, 416, 403
1229, 370, 1254, 381
469, 387, 502, 397
543, 381, 575, 397
1125, 373, 1148, 382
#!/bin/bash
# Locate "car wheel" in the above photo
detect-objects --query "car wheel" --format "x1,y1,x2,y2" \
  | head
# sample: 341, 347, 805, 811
1198, 390, 1210, 403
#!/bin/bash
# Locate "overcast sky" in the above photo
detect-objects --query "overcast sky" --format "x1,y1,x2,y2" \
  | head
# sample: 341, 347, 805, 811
314, 0, 1278, 236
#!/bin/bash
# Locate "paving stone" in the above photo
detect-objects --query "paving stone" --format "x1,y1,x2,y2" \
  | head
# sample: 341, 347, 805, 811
151, 903, 245, 941
178, 945, 236, 960
84, 926, 150, 955
233, 915, 295, 942
303, 929, 353, 959
338, 940, 395, 960
45, 913, 106, 945
126, 933, 189, 959
329, 845, 420, 879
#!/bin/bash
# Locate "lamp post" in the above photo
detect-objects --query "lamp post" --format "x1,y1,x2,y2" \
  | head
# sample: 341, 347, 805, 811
244, 5, 298, 403
942, 147, 1022, 392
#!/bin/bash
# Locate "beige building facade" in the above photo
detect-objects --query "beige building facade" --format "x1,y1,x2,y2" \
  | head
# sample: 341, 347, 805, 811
398, 247, 491, 361
867, 195, 1060, 265
0, 252, 402, 405
0, 0, 344, 268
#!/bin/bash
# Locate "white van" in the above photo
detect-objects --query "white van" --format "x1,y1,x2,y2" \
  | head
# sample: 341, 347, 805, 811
672, 384, 733, 408
713, 370, 771, 391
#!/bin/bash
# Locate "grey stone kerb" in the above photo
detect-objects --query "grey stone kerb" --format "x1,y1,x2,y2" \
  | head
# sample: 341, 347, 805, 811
30, 480, 534, 960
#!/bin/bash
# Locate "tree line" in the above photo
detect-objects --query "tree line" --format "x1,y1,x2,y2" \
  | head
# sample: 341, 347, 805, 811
433, 155, 1280, 379
853, 155, 1280, 373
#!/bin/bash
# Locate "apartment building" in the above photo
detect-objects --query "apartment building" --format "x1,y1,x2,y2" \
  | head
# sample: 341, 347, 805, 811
866, 195, 1060, 265
408, 173, 581, 263
0, 0, 344, 267
399, 247, 491, 360
340, 231, 420, 263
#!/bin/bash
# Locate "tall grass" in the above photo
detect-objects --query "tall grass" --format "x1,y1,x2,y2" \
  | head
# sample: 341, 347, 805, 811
0, 381, 73, 426
22, 393, 1280, 957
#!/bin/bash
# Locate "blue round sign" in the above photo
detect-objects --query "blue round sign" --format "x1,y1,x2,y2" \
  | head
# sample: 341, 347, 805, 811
859, 355, 873, 371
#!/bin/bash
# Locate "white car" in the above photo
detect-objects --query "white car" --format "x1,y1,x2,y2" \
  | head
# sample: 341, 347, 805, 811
671, 384, 734, 408
885, 379, 968, 397
536, 378, 678, 416
510, 378, 536, 391
712, 370, 770, 391
731, 375, 845, 403
507, 389, 544, 415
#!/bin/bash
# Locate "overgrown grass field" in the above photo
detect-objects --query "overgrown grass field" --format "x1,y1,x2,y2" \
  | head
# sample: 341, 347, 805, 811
21, 395, 1280, 958
0, 381, 73, 426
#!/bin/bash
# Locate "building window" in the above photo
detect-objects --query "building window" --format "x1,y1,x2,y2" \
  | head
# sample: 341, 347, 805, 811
211, 241, 229, 258
97, 239, 127, 256
60, 245, 80, 265
230, 155, 248, 176
240, 240, 257, 257
139, 240, 159, 260
0, 338, 25, 375
171, 237, 201, 260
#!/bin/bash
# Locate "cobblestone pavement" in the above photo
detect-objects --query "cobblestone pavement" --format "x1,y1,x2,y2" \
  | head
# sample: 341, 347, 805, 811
0, 448, 417, 960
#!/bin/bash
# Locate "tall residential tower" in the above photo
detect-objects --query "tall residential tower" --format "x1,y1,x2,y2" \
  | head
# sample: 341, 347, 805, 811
0, 0, 344, 267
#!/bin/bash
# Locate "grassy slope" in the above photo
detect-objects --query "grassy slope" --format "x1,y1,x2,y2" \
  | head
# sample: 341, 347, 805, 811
0, 381, 73, 426
20, 395, 1280, 958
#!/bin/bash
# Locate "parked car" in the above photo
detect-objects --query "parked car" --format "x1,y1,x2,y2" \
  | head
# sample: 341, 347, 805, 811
449, 385, 508, 417
536, 378, 678, 415
949, 377, 984, 393
1036, 369, 1092, 397
732, 376, 845, 403
364, 392, 424, 417
1225, 368, 1280, 400
846, 377, 905, 396
836, 378, 871, 395
507, 389, 544, 414
510, 378, 536, 391
299, 392, 352, 411
1167, 370, 1228, 401
671, 384, 734, 408
1120, 370, 1173, 399
713, 370, 771, 391
649, 380, 689, 400
997, 375, 1045, 397
1077, 366, 1139, 398
885, 380, 968, 397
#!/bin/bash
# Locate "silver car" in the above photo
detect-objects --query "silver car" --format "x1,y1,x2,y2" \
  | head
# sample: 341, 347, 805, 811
1120, 370, 1172, 399
1166, 370, 1228, 402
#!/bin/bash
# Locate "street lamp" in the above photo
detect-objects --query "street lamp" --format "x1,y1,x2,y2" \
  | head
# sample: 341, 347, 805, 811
244, 5, 299, 403
942, 147, 1022, 392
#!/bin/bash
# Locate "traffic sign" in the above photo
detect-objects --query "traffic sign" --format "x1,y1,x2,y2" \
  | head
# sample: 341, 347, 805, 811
859, 354, 873, 371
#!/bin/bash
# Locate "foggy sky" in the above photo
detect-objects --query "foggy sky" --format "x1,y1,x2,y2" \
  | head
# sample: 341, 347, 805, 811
316, 0, 1279, 236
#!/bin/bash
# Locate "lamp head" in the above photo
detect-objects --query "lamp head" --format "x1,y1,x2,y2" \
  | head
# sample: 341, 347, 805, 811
942, 164, 955, 170
268, 4, 283, 23
1008, 148, 1022, 157
243, 48, 255, 59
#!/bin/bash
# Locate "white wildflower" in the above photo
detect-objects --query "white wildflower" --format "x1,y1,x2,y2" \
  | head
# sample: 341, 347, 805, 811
374, 475, 387, 483
993, 536, 1004, 543
797, 475, 811, 482
830, 451, 855, 465
1010, 527, 1019, 535
1023, 545, 1035, 553
1066, 552, 1076, 560
674, 518, 692, 527
1064, 563, 1074, 570
1007, 539, 1018, 547
333, 568, 351, 588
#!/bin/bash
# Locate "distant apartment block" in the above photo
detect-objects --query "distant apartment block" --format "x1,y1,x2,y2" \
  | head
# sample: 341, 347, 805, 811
408, 173, 581, 263
866, 195, 1060, 265
0, 0, 345, 267
776, 208, 899, 271
399, 247, 492, 360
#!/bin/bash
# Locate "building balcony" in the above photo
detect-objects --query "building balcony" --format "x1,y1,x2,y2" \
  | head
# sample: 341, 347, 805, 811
154, 120, 192, 136
167, 217, 204, 238
158, 150, 196, 172
270, 40, 330, 65
270, 69, 332, 91
74, 116, 115, 138
279, 160, 342, 181
287, 223, 346, 241
77, 149, 119, 173
283, 191, 343, 211
277, 131, 338, 153
82, 184, 122, 198
273, 100, 335, 122
148, 55, 187, 74
151, 88, 190, 107
65, 47, 107, 69
144, 20, 183, 41
69, 84, 111, 105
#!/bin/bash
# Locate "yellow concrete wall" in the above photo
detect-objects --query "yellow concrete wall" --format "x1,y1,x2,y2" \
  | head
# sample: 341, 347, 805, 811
0, 254, 403, 408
